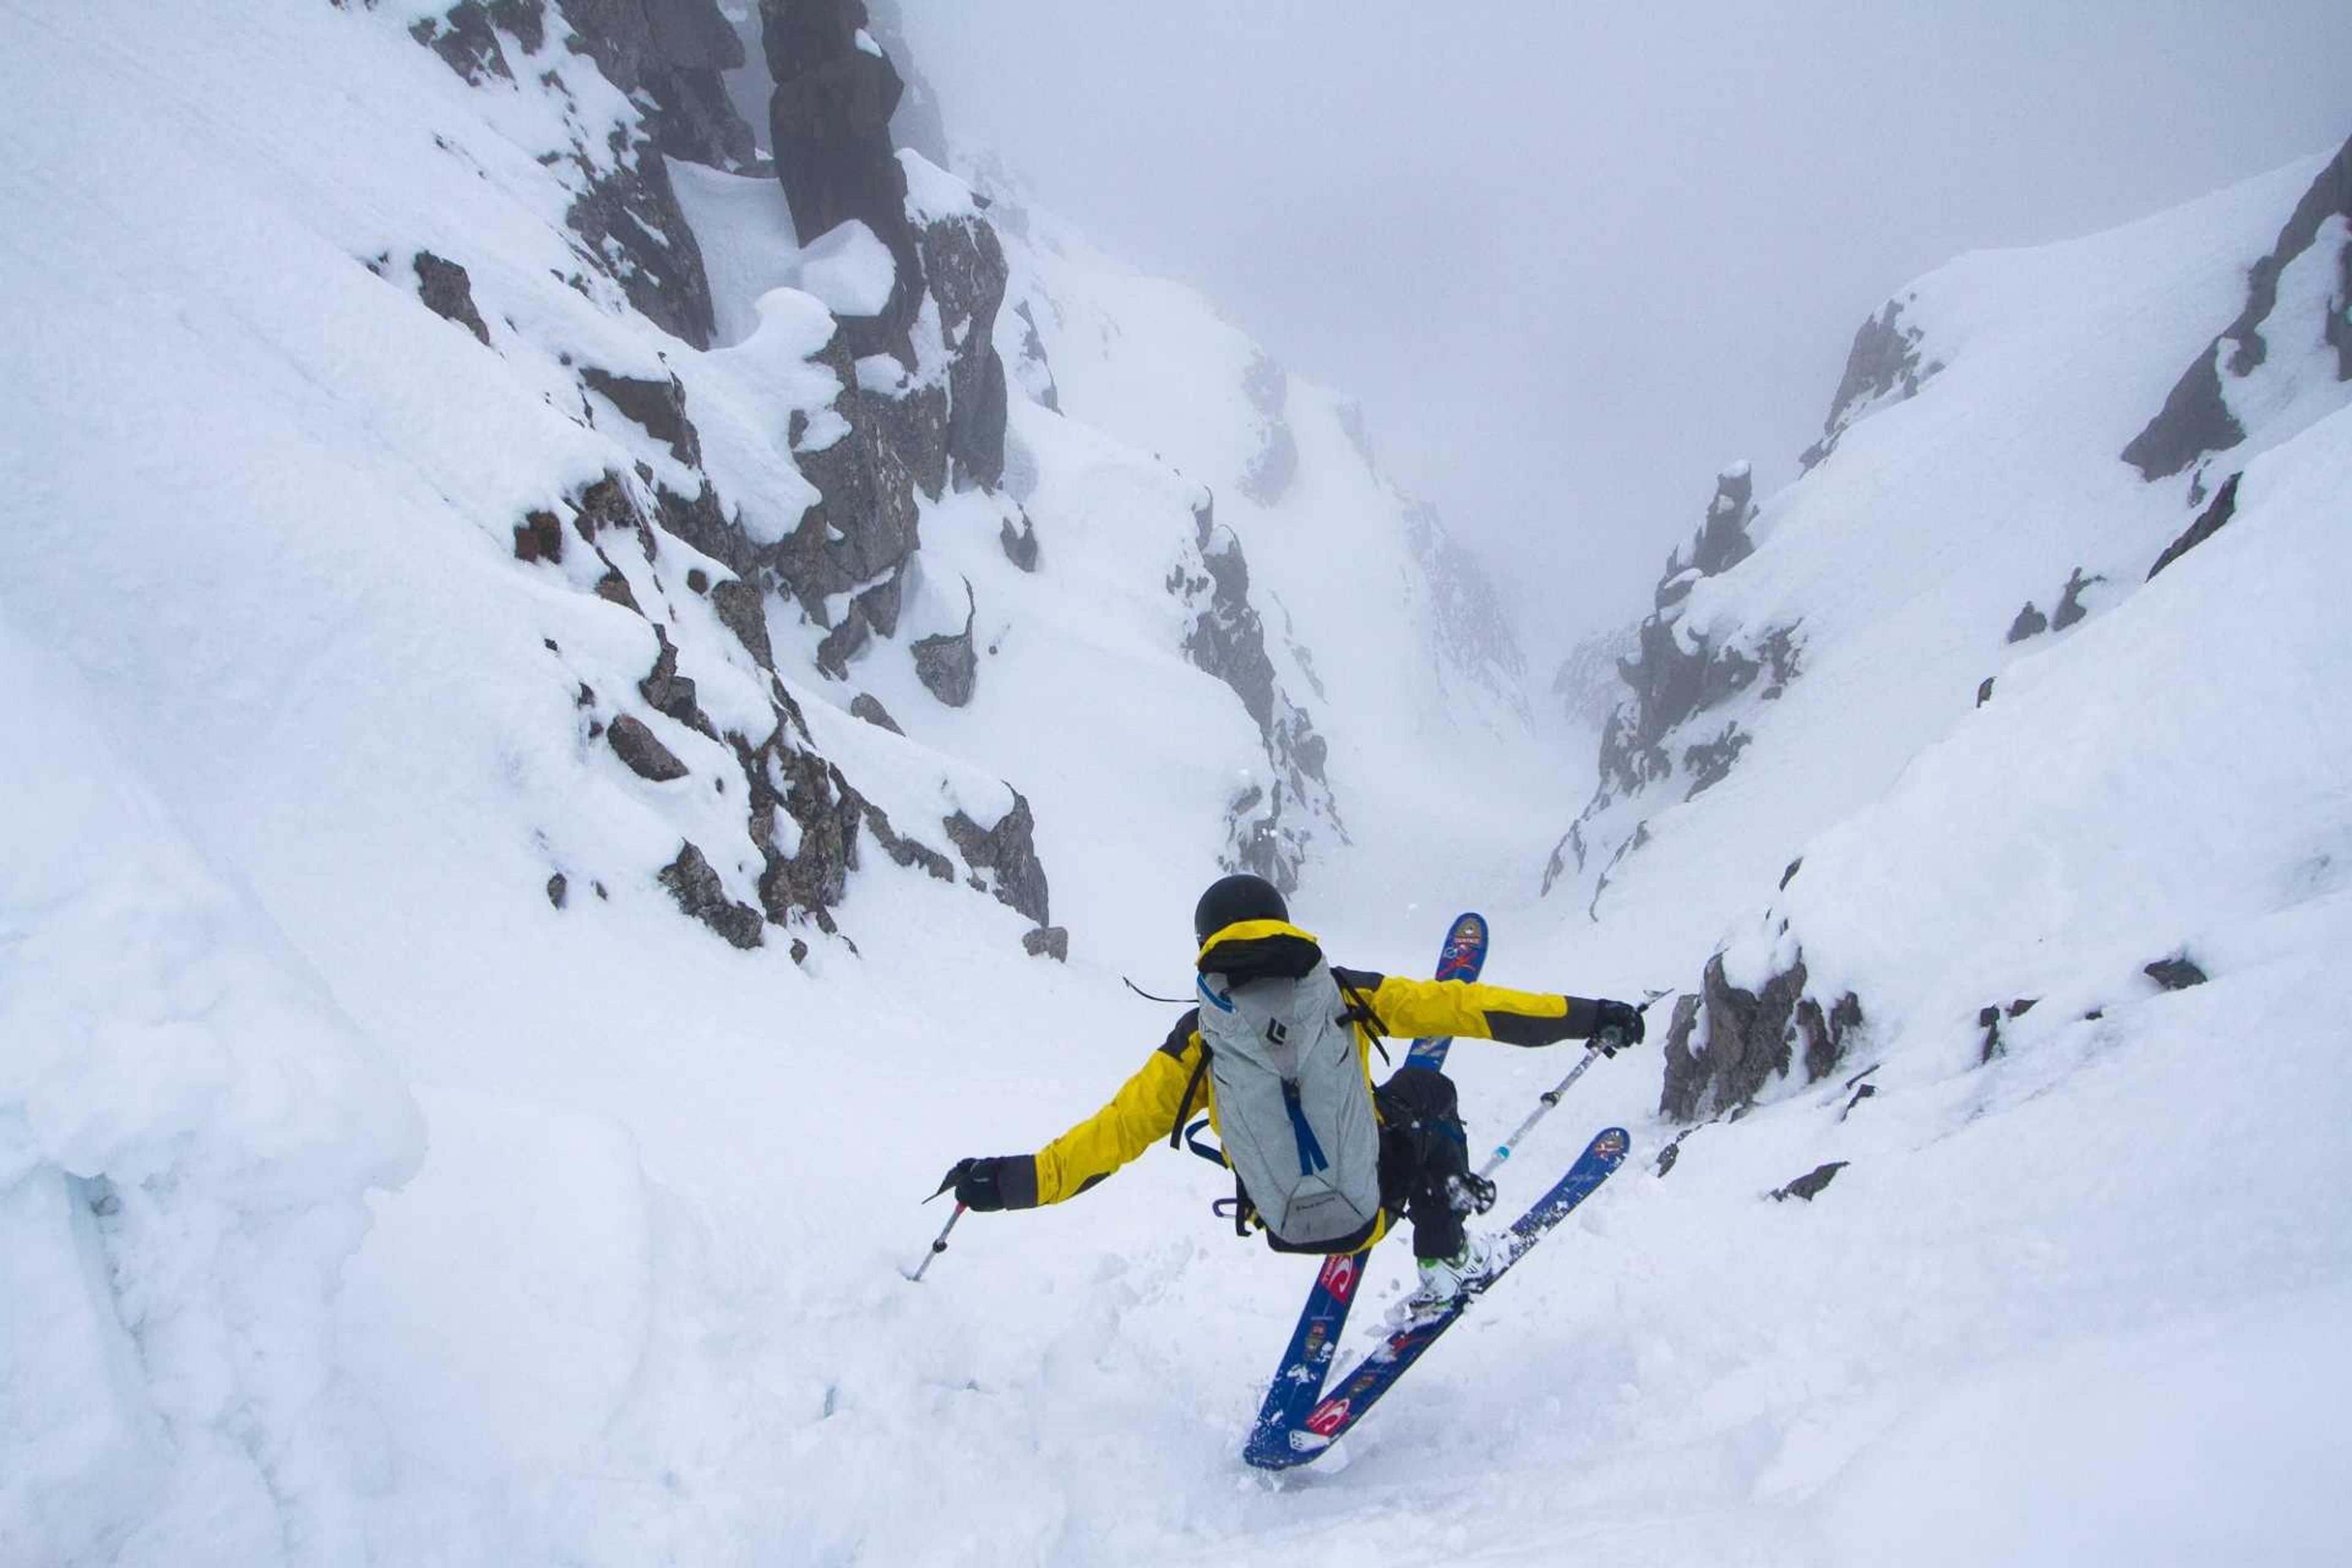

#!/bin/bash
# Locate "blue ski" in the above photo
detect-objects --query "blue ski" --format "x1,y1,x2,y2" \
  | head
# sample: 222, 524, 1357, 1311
1403, 911, 1488, 1069
1247, 1125, 1630, 1471
1240, 1248, 1368, 1468
1239, 911, 1489, 1467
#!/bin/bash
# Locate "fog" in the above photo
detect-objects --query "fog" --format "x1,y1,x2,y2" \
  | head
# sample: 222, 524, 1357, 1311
891, 2, 2350, 664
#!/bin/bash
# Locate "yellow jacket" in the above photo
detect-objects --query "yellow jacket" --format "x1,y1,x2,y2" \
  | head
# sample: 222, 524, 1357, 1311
993, 921, 1607, 1213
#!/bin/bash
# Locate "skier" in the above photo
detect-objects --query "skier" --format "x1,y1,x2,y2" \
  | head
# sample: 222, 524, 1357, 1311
941, 873, 1646, 1313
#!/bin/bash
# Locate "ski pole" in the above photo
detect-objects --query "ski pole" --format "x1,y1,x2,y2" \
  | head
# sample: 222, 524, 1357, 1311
904, 1202, 966, 1283
1477, 991, 1669, 1180
1478, 1049, 1602, 1180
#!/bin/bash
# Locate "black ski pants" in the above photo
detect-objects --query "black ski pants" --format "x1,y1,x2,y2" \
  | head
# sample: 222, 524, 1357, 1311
1374, 1065, 1476, 1261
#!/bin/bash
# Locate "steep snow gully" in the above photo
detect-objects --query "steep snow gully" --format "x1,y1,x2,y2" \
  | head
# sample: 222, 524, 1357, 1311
4, 5, 2349, 1565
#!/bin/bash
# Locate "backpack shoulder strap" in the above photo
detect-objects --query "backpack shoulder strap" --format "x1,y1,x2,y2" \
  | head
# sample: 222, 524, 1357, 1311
1330, 968, 1393, 1066
1161, 1006, 1209, 1150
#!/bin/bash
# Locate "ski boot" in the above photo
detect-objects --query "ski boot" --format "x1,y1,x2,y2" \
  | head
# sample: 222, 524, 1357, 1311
1392, 1230, 1507, 1326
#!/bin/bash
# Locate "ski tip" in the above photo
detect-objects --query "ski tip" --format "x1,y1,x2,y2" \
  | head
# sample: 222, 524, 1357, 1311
1593, 1126, 1631, 1161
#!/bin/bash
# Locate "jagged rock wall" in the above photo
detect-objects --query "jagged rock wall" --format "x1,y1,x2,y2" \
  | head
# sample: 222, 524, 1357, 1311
1658, 948, 1863, 1122
759, 0, 923, 356
408, 0, 760, 344
2122, 135, 2352, 484
1174, 493, 1338, 895
1544, 463, 1800, 906
1799, 295, 1945, 472
562, 0, 756, 168
404, 0, 1052, 955
730, 5, 1017, 707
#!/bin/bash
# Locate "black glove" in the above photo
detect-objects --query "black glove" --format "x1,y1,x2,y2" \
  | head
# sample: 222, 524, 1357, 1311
937, 1155, 1031, 1212
1591, 999, 1646, 1055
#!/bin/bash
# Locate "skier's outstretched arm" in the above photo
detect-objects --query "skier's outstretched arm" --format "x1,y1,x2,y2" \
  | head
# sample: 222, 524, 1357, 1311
941, 1011, 1200, 1212
1333, 969, 1646, 1052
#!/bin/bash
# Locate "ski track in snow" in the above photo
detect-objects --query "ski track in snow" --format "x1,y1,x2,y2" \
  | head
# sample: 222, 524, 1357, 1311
2, 5, 2349, 1563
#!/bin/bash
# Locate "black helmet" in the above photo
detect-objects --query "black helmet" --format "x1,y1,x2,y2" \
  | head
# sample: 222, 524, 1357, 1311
1193, 872, 1287, 943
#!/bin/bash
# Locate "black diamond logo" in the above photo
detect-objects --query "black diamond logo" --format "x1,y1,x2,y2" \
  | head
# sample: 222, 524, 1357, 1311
1264, 1019, 1289, 1046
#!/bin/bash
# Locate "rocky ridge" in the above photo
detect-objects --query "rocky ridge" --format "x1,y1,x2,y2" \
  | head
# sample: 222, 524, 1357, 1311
1634, 143, 2352, 1129
2122, 134, 2351, 491
400, 0, 1058, 955
1542, 461, 1801, 912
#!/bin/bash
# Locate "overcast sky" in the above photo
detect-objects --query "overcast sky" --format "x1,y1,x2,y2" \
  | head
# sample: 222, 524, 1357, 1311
892, 4, 2351, 666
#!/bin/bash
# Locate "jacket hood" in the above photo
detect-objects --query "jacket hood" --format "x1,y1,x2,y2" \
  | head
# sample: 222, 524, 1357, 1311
1196, 919, 1324, 984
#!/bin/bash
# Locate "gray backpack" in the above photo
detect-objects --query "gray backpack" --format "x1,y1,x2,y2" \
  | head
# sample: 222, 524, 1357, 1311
1187, 957, 1384, 1253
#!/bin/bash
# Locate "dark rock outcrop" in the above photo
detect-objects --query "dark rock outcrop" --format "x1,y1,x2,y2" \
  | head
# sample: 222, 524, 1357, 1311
1659, 952, 1861, 1121
408, 2, 720, 345
563, 143, 717, 349
709, 17, 1011, 691
760, 0, 922, 354
413, 251, 491, 345
2050, 568, 2100, 631
594, 568, 641, 611
1801, 296, 1944, 471
998, 511, 1039, 572
560, 0, 755, 168
607, 713, 689, 780
1771, 1162, 1848, 1202
918, 209, 1011, 491
1798, 992, 1864, 1084
1174, 495, 1336, 895
1545, 465, 1798, 897
2144, 954, 2209, 991
410, 2, 515, 85
733, 725, 859, 929
943, 790, 1050, 925
2148, 472, 2241, 581
2005, 601, 2047, 643
442, 8, 1061, 959
774, 337, 931, 644
709, 577, 773, 669
638, 628, 718, 738
658, 840, 763, 948
1183, 516, 1278, 737
514, 509, 565, 564
857, 794, 954, 883
911, 578, 978, 707
2123, 135, 2352, 480
840, 694, 899, 736
637, 0, 755, 167
1975, 997, 2040, 1064
582, 367, 701, 466
1687, 462, 1757, 578
1022, 924, 1069, 962
1681, 723, 1752, 801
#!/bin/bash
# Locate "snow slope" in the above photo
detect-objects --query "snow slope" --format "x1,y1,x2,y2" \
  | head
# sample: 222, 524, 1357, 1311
1551, 150, 2343, 957
3, 2, 2347, 1562
986, 181, 1544, 891
0, 4, 1550, 1560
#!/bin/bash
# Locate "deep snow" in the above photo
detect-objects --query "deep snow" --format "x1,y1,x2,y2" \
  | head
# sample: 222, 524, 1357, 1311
2, 4, 2348, 1564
